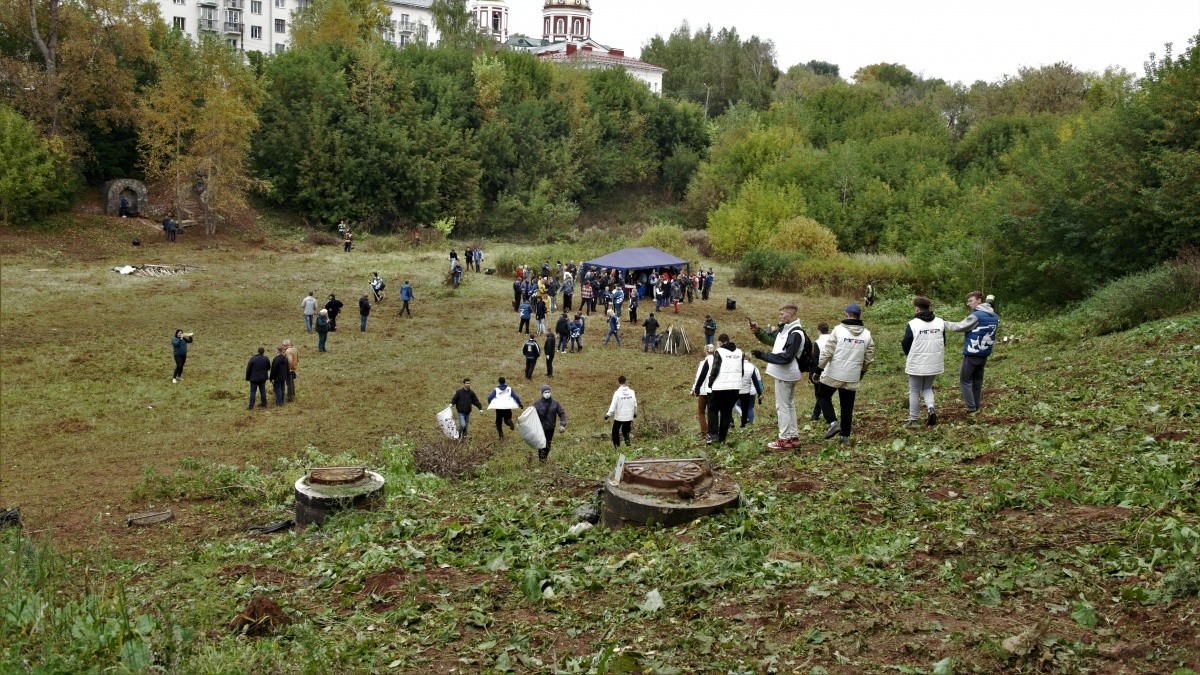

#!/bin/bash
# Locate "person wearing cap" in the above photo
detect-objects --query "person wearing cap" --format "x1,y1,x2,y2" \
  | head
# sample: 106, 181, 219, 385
815, 304, 875, 442
945, 291, 999, 413
450, 379, 483, 439
315, 309, 330, 352
604, 375, 637, 448
532, 384, 568, 462
749, 303, 809, 450
487, 377, 523, 439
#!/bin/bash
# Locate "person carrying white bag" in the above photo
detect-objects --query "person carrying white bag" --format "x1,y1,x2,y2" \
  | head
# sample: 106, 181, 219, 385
487, 377, 523, 440
529, 385, 567, 463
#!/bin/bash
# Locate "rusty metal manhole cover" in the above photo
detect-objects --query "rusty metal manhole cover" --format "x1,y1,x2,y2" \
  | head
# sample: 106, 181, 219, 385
622, 461, 708, 489
308, 466, 366, 485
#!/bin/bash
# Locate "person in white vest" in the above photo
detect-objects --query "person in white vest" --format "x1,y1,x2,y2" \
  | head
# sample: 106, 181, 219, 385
604, 375, 637, 448
901, 296, 945, 427
815, 304, 875, 443
690, 344, 715, 440
749, 303, 809, 451
705, 334, 746, 445
487, 377, 523, 439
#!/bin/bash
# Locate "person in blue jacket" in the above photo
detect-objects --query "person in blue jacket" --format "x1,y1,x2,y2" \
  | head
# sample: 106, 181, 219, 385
945, 291, 999, 414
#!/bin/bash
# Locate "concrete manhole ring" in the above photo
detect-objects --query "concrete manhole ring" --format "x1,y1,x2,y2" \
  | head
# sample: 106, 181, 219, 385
623, 461, 707, 489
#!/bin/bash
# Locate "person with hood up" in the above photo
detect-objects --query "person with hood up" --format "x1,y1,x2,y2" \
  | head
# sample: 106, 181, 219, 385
705, 334, 745, 445
945, 291, 999, 413
749, 303, 809, 450
532, 384, 568, 462
604, 375, 637, 448
487, 377, 523, 439
815, 304, 876, 443
901, 296, 945, 427
450, 378, 483, 439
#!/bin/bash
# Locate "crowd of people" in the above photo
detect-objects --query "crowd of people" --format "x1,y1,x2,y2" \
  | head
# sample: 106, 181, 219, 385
170, 241, 999, 458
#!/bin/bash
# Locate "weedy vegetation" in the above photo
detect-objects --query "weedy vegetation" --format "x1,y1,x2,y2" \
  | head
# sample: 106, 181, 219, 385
1, 220, 1197, 673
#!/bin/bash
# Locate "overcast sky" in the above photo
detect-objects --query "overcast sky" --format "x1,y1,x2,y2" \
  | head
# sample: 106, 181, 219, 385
505, 0, 1200, 84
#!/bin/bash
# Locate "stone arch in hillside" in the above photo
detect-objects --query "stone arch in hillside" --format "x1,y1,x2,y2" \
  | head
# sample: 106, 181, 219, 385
103, 179, 149, 216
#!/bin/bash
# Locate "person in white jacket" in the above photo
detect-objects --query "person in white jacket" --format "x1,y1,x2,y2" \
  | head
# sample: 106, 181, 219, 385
901, 296, 945, 427
691, 345, 715, 440
604, 375, 637, 448
816, 304, 876, 443
706, 334, 746, 445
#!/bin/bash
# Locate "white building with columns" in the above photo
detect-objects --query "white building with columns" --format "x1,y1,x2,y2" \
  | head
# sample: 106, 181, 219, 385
158, 0, 436, 54
481, 0, 666, 95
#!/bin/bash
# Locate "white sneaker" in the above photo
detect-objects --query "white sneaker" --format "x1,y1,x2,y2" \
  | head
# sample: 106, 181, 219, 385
172, 378, 177, 384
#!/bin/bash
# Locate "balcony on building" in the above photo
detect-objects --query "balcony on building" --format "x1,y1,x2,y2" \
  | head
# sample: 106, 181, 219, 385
224, 21, 242, 32
198, 0, 218, 6
398, 20, 414, 33
225, 0, 243, 8
198, 18, 219, 31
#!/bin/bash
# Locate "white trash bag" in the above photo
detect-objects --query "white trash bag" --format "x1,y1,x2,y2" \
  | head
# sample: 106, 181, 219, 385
516, 407, 546, 449
436, 405, 459, 440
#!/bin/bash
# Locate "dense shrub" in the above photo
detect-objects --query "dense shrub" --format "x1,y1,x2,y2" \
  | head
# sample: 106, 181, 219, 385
683, 229, 714, 258
1043, 254, 1200, 341
634, 224, 699, 261
767, 216, 840, 258
734, 250, 920, 297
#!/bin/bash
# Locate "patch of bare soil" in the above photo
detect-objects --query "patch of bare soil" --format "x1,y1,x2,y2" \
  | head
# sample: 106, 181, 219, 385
360, 566, 500, 608
229, 595, 290, 636
221, 564, 293, 588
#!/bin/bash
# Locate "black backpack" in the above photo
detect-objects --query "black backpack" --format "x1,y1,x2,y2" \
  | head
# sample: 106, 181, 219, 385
791, 326, 817, 372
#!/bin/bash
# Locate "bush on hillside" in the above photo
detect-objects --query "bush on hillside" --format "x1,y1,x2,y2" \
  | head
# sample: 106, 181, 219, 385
1043, 253, 1200, 341
767, 216, 840, 258
634, 224, 699, 261
734, 250, 920, 297
683, 229, 714, 258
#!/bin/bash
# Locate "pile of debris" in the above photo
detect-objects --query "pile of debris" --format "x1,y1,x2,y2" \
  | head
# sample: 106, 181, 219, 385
112, 264, 203, 277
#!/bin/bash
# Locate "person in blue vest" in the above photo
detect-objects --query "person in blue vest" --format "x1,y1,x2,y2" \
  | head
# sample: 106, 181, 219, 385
945, 291, 999, 414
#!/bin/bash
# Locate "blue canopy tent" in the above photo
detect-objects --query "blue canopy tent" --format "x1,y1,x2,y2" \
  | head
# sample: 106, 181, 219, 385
579, 247, 691, 281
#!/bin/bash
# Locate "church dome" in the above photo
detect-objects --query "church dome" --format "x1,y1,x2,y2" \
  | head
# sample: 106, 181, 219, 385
544, 0, 590, 8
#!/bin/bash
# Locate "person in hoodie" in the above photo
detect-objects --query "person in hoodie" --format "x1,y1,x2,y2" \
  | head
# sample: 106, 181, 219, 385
706, 334, 745, 445
815, 304, 876, 443
749, 303, 809, 450
522, 333, 541, 379
901, 296, 945, 427
738, 359, 764, 428
604, 375, 637, 448
691, 344, 715, 440
487, 377, 523, 439
945, 291, 999, 413
532, 384, 568, 462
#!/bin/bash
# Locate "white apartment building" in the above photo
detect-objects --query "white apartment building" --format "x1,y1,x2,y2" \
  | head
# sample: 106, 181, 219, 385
160, 0, 435, 54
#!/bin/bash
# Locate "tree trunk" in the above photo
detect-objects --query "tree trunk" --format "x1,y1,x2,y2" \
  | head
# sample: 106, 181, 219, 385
28, 0, 60, 137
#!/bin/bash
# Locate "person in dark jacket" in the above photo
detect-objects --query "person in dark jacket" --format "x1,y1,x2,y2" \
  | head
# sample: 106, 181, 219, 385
532, 384, 568, 462
555, 313, 570, 353
325, 294, 343, 331
544, 332, 556, 378
171, 329, 193, 383
269, 346, 289, 406
315, 309, 330, 352
518, 300, 532, 334
358, 294, 371, 332
642, 313, 659, 353
450, 379, 483, 439
246, 347, 271, 409
522, 333, 541, 379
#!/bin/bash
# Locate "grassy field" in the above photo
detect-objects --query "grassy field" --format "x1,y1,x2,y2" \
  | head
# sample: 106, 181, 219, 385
1, 216, 1198, 673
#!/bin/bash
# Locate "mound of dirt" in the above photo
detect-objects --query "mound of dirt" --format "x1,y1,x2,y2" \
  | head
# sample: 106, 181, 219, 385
229, 595, 291, 636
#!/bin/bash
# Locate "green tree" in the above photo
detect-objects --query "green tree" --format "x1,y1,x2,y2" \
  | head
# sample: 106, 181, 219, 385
138, 34, 261, 234
0, 104, 72, 224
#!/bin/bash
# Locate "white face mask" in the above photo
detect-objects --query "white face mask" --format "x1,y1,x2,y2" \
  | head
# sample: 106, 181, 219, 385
542, 392, 552, 400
